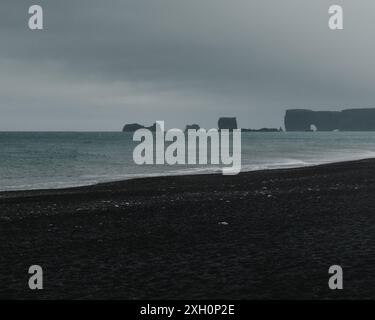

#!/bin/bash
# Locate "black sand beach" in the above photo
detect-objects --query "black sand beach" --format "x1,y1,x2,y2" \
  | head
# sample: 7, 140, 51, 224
1, 159, 375, 299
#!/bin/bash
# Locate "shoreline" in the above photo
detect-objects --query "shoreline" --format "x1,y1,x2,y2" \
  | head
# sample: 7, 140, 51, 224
2, 158, 375, 299
1, 157, 373, 196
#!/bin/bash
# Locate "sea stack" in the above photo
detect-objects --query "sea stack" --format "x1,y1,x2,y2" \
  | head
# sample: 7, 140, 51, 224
122, 123, 146, 132
185, 124, 200, 132
122, 123, 158, 132
218, 117, 238, 131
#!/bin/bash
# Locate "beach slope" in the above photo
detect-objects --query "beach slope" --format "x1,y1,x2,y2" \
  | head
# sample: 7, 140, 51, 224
1, 159, 375, 299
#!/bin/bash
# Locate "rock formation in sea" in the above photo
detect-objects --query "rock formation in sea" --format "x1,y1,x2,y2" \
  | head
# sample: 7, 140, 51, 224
122, 123, 158, 132
218, 117, 238, 130
185, 124, 200, 132
284, 108, 375, 131
122, 123, 145, 132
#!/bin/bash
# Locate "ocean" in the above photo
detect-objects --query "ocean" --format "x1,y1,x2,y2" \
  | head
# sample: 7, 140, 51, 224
1, 131, 375, 191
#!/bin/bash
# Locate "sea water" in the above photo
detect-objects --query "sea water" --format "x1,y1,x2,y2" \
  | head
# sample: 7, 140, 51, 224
1, 131, 375, 191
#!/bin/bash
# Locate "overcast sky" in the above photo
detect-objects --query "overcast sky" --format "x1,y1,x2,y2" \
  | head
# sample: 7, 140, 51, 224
1, 0, 375, 131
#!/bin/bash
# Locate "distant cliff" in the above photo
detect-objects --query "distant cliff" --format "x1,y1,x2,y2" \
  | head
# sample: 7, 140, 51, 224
285, 108, 375, 131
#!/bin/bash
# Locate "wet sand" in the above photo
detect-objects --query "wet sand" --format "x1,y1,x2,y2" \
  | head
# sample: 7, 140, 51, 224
1, 159, 375, 299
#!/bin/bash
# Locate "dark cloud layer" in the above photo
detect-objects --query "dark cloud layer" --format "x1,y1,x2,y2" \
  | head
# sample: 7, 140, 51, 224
1, 0, 375, 130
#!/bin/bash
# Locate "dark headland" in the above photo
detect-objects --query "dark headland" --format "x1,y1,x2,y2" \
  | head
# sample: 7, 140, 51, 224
1, 159, 375, 299
285, 108, 375, 131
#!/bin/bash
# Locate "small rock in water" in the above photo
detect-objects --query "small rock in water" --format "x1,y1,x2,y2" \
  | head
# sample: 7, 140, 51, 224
218, 222, 229, 225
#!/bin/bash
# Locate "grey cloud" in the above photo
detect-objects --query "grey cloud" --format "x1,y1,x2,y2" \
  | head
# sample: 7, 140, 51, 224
1, 0, 375, 130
